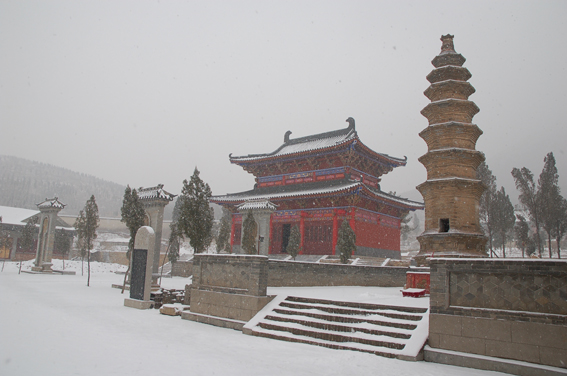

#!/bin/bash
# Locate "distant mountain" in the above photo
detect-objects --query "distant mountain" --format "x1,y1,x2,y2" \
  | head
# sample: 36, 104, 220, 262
0, 155, 126, 217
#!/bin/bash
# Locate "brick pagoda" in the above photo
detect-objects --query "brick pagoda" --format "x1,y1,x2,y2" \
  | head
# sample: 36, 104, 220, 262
415, 35, 487, 263
212, 118, 423, 259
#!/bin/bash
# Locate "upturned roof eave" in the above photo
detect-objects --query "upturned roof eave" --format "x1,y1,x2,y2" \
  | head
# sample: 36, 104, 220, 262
211, 181, 423, 210
229, 137, 407, 168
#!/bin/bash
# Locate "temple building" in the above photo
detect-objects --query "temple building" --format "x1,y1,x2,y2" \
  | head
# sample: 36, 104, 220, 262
211, 118, 423, 259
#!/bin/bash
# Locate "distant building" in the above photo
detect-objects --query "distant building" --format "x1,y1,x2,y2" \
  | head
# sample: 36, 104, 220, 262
212, 118, 423, 259
0, 204, 74, 261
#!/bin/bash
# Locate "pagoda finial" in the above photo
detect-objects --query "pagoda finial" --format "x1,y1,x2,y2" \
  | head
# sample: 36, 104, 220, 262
440, 34, 455, 54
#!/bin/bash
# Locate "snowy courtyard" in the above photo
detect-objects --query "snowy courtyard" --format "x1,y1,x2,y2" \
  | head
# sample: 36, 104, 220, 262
0, 260, 507, 376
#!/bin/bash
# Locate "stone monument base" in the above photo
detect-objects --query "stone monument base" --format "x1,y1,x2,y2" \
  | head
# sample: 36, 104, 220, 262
124, 298, 154, 310
31, 262, 53, 273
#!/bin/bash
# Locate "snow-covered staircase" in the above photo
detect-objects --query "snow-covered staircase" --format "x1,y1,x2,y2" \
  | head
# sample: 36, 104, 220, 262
243, 296, 429, 361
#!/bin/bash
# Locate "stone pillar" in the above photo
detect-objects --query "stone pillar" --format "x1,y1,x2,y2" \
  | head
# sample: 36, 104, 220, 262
32, 198, 65, 273
124, 226, 155, 309
415, 35, 487, 265
138, 184, 176, 288
237, 200, 276, 256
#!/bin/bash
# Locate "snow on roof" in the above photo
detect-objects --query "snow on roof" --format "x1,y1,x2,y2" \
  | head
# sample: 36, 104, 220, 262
0, 205, 40, 225
138, 184, 177, 201
37, 197, 66, 210
231, 125, 358, 162
214, 181, 362, 203
229, 122, 406, 166
237, 200, 278, 211
213, 181, 424, 210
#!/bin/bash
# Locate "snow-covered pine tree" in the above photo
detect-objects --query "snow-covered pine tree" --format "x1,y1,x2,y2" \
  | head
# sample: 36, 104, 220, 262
167, 222, 181, 264
76, 195, 99, 287
54, 229, 73, 270
120, 185, 146, 293
514, 214, 531, 258
74, 211, 87, 275
538, 152, 562, 258
178, 168, 214, 254
241, 211, 257, 255
20, 217, 37, 252
553, 196, 567, 259
216, 207, 232, 254
287, 225, 301, 260
491, 187, 516, 257
477, 162, 498, 257
512, 167, 543, 257
337, 220, 356, 264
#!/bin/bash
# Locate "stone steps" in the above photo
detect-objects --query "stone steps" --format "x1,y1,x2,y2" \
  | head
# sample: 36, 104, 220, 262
243, 296, 429, 361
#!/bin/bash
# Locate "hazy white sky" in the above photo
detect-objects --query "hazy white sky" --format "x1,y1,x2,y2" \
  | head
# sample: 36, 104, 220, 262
2, 0, 566, 204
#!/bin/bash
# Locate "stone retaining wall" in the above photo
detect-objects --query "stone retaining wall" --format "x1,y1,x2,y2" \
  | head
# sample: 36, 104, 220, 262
429, 258, 567, 369
187, 254, 272, 323
268, 260, 412, 287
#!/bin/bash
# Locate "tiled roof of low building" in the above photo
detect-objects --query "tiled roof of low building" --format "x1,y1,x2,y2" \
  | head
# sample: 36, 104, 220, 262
237, 199, 278, 211
37, 197, 66, 210
138, 184, 177, 201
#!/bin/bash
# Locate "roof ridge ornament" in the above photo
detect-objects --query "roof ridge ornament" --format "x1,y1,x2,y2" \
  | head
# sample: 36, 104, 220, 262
284, 130, 292, 143
346, 117, 355, 130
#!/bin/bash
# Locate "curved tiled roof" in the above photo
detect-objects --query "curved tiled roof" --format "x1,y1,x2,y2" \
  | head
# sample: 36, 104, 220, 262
229, 121, 406, 167
37, 197, 66, 210
211, 180, 423, 210
237, 199, 278, 211
138, 184, 177, 201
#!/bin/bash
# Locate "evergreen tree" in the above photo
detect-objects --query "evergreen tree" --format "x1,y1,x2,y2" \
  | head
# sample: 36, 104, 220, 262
120, 185, 146, 293
512, 167, 543, 257
74, 210, 87, 276
20, 217, 37, 252
76, 195, 99, 287
241, 211, 257, 255
478, 162, 498, 257
216, 207, 232, 254
167, 222, 182, 265
514, 214, 531, 258
337, 220, 356, 264
287, 225, 301, 260
553, 196, 567, 259
54, 229, 73, 270
491, 187, 516, 258
538, 152, 561, 258
178, 168, 214, 253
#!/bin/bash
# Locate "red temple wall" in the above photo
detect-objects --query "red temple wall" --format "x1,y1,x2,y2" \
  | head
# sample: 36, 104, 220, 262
355, 220, 400, 252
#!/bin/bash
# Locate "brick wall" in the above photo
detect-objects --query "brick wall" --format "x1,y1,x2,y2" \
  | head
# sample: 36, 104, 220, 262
268, 260, 413, 287
429, 258, 567, 368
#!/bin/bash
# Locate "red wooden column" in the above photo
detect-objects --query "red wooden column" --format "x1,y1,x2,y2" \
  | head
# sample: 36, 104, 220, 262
299, 211, 306, 254
332, 209, 338, 255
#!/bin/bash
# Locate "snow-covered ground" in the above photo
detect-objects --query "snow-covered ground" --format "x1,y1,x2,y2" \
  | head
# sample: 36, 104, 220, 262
0, 260, 506, 376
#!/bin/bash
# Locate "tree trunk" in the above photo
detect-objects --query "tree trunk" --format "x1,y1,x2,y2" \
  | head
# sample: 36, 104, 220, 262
501, 233, 506, 258
87, 249, 91, 287
557, 236, 562, 259
87, 235, 91, 287
547, 231, 553, 258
